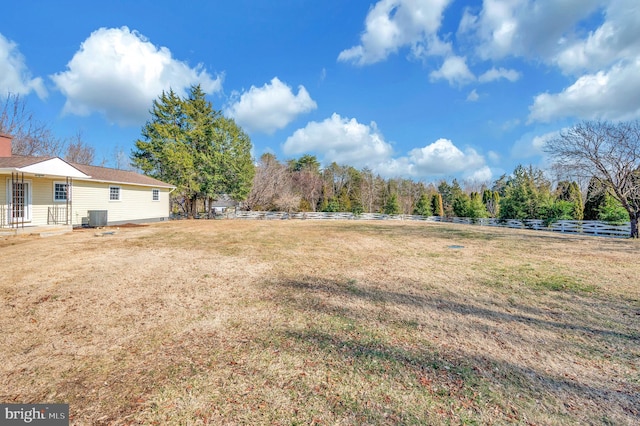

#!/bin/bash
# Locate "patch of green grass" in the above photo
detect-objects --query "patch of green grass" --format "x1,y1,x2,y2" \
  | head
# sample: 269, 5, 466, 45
482, 264, 595, 294
530, 274, 596, 293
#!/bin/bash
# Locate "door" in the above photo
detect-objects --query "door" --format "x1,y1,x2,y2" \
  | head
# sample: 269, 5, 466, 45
9, 180, 31, 222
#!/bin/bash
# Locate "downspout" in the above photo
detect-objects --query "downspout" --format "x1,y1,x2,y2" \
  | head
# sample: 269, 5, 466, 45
21, 172, 24, 229
67, 176, 73, 226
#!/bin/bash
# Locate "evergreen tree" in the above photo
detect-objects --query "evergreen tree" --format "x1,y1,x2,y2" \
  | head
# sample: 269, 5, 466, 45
132, 86, 254, 217
384, 193, 400, 215
482, 189, 500, 218
211, 115, 255, 201
437, 180, 454, 216
132, 89, 199, 215
583, 177, 606, 220
499, 165, 553, 220
431, 193, 444, 216
555, 180, 584, 220
413, 193, 433, 216
598, 194, 629, 223
468, 192, 489, 218
452, 192, 470, 217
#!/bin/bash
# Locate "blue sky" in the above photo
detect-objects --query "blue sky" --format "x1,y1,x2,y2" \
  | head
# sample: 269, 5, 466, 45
2, 0, 639, 184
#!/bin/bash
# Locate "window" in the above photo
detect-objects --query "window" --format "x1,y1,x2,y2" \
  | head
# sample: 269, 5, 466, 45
54, 182, 68, 202
152, 188, 159, 201
109, 186, 121, 201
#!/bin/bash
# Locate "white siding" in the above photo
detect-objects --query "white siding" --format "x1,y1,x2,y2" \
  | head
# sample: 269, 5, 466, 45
72, 180, 171, 226
2, 176, 61, 227
31, 178, 53, 226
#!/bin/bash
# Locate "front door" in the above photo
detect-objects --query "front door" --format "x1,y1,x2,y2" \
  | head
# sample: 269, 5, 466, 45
9, 180, 31, 223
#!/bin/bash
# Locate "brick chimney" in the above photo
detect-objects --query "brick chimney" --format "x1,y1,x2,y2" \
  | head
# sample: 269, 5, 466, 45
0, 133, 11, 157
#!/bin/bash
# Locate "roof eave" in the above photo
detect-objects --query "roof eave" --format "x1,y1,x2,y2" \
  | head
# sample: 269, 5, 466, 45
74, 177, 175, 189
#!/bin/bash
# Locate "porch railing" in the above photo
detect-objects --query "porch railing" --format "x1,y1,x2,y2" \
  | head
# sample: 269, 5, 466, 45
48, 206, 70, 225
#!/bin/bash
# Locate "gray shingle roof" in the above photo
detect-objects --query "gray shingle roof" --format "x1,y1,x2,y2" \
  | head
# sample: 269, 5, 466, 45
0, 155, 54, 168
70, 163, 175, 188
0, 155, 174, 188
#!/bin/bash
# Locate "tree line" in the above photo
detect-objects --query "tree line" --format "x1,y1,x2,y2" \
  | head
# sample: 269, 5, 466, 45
4, 88, 638, 237
244, 120, 639, 238
132, 92, 638, 237
245, 156, 628, 223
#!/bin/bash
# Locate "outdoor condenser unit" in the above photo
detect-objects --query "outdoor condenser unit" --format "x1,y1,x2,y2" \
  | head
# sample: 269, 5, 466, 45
88, 210, 108, 227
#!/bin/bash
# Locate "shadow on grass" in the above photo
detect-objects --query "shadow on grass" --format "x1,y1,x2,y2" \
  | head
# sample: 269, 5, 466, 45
267, 276, 640, 423
274, 326, 639, 424
276, 276, 639, 342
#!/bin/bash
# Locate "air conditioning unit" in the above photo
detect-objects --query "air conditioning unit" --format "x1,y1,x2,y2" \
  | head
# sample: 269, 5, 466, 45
88, 210, 108, 227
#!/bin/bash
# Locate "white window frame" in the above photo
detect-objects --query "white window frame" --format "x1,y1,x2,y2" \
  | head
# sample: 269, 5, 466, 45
152, 188, 160, 202
109, 186, 121, 201
53, 181, 69, 202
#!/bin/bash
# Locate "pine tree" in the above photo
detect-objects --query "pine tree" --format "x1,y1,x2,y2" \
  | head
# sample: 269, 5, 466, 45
468, 192, 489, 218
132, 86, 254, 217
556, 180, 584, 220
431, 193, 444, 216
499, 165, 553, 219
583, 177, 606, 220
413, 193, 432, 216
384, 193, 400, 215
132, 89, 200, 216
482, 189, 500, 217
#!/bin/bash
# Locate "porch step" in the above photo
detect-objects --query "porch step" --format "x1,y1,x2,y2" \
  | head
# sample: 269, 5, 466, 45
39, 226, 73, 237
0, 229, 17, 237
1, 225, 73, 237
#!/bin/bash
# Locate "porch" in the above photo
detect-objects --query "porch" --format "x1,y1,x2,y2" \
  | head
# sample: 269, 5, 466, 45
1, 205, 73, 229
0, 224, 72, 237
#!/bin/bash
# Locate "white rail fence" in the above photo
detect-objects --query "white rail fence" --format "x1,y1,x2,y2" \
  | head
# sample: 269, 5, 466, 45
233, 211, 631, 238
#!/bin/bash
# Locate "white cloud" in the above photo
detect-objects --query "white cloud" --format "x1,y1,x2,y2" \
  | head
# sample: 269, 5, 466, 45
338, 0, 453, 65
0, 33, 47, 99
285, 115, 490, 180
528, 58, 640, 122
429, 55, 475, 86
51, 27, 222, 126
487, 150, 501, 163
460, 0, 639, 72
553, 0, 640, 74
376, 138, 488, 179
405, 138, 485, 175
478, 67, 521, 83
459, 0, 603, 62
226, 77, 317, 134
283, 113, 393, 167
464, 165, 493, 183
458, 1, 640, 124
510, 130, 559, 159
466, 89, 479, 102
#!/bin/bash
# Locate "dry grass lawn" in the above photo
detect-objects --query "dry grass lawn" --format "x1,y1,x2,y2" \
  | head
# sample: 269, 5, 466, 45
1, 219, 639, 425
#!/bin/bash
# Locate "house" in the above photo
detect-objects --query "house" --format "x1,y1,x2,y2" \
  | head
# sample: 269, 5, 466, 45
210, 194, 239, 215
0, 133, 175, 230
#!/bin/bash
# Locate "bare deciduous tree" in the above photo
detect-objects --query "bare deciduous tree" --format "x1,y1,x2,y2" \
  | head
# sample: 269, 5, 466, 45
246, 153, 292, 211
64, 131, 95, 165
1, 93, 64, 156
292, 169, 323, 211
546, 120, 640, 238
